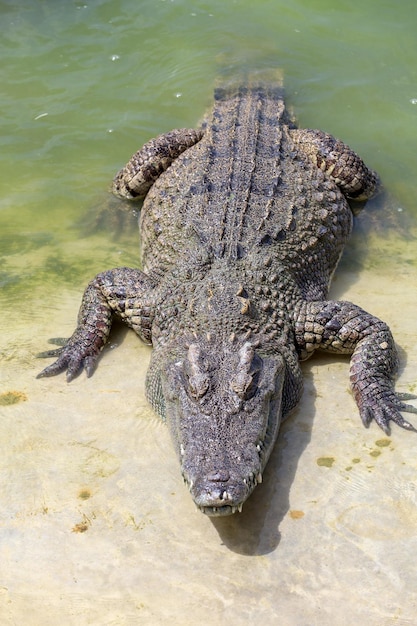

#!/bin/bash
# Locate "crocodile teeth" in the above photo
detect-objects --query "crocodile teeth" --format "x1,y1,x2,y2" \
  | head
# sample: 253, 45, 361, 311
257, 472, 263, 484
244, 473, 256, 487
237, 503, 243, 513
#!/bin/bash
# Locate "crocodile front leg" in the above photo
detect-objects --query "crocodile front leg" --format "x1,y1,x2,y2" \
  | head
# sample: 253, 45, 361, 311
112, 128, 204, 200
290, 128, 379, 201
294, 300, 417, 433
37, 267, 157, 381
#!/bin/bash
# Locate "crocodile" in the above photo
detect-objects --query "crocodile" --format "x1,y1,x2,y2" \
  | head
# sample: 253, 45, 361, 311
38, 72, 417, 517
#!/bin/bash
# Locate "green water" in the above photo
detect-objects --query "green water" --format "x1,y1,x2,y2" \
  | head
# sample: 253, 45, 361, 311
1, 0, 417, 301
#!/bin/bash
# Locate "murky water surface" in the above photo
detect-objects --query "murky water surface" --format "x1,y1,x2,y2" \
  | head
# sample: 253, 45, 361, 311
1, 1, 417, 624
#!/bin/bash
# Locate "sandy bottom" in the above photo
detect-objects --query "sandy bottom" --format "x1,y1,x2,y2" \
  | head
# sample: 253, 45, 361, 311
1, 235, 416, 625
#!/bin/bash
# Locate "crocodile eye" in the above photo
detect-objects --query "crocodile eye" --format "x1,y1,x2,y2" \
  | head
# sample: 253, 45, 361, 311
230, 371, 258, 399
188, 373, 210, 400
230, 342, 262, 400
185, 343, 210, 401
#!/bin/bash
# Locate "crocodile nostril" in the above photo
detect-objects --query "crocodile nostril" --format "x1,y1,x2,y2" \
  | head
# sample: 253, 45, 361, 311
207, 470, 230, 483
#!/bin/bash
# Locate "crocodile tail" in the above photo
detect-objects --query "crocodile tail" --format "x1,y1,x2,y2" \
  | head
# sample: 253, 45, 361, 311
214, 67, 284, 100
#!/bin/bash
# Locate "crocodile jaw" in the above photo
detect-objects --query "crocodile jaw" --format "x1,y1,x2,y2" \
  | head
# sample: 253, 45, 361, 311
187, 466, 266, 517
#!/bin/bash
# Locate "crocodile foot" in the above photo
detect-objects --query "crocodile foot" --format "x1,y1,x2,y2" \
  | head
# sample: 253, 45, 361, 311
357, 389, 417, 435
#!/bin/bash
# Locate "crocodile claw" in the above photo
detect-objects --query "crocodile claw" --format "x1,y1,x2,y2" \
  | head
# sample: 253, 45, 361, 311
396, 392, 417, 401
359, 392, 417, 435
37, 347, 65, 360
36, 340, 99, 381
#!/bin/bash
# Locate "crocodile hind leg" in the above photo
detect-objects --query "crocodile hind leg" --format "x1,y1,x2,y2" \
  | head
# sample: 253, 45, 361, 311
112, 128, 204, 200
294, 300, 417, 434
37, 268, 157, 381
290, 128, 379, 201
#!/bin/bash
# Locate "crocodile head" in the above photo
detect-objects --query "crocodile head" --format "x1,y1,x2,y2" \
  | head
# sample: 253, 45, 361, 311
162, 338, 285, 516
